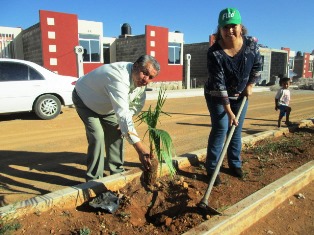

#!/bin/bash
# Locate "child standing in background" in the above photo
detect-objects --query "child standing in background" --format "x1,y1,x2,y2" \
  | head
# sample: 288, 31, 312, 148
275, 77, 292, 127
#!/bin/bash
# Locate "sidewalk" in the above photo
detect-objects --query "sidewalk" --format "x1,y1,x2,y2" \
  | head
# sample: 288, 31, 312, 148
146, 87, 270, 100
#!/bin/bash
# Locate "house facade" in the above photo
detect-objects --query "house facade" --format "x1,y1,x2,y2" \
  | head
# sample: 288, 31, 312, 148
282, 47, 313, 79
0, 26, 23, 59
1, 10, 184, 89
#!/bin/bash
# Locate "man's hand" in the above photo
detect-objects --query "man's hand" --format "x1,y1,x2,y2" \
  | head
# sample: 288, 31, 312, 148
138, 152, 154, 171
133, 141, 154, 171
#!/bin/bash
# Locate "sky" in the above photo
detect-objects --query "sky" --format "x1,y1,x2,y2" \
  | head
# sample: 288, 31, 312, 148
1, 0, 313, 53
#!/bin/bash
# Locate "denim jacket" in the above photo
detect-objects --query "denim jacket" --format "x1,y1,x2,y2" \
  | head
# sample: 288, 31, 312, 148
205, 36, 263, 105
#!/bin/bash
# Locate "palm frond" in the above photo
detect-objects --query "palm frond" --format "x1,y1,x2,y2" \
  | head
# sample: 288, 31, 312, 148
136, 88, 170, 127
136, 87, 176, 177
148, 127, 176, 176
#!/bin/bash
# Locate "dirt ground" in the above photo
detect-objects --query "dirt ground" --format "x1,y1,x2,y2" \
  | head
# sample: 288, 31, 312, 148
0, 90, 313, 205
4, 125, 313, 235
0, 89, 314, 234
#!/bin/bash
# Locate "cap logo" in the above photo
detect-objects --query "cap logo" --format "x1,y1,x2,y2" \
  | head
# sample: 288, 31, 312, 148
218, 8, 241, 27
222, 11, 235, 20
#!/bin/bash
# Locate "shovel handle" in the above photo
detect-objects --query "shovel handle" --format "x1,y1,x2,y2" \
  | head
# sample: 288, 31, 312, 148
200, 96, 248, 206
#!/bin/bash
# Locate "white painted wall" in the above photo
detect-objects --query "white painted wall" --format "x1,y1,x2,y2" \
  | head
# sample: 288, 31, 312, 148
0, 26, 23, 59
103, 36, 117, 62
78, 20, 103, 62
169, 31, 184, 65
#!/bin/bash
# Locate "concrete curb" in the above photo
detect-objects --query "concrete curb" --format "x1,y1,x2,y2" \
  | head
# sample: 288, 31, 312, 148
1, 118, 313, 229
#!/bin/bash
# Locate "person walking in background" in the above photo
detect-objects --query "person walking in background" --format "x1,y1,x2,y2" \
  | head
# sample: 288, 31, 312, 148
275, 77, 292, 127
72, 55, 160, 181
204, 8, 263, 186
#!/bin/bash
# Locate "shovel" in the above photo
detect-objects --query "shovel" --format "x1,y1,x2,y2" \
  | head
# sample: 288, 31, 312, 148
198, 96, 247, 214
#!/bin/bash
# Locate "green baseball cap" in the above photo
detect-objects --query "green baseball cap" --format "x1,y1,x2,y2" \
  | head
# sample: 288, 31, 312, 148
218, 8, 242, 27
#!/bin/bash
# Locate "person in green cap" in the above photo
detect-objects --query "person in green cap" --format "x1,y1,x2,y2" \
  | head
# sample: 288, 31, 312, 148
204, 8, 263, 185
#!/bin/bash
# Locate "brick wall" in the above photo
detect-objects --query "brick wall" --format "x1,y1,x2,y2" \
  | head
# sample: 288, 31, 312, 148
183, 42, 209, 87
22, 23, 43, 66
294, 56, 303, 78
116, 35, 146, 62
270, 51, 288, 78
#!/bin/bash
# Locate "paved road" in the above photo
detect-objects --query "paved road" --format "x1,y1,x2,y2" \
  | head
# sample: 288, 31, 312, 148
0, 88, 313, 205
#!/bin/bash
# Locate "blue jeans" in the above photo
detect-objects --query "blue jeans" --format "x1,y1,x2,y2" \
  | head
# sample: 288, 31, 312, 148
204, 93, 248, 174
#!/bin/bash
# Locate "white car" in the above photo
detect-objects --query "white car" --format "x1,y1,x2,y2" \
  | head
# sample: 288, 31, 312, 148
0, 58, 77, 120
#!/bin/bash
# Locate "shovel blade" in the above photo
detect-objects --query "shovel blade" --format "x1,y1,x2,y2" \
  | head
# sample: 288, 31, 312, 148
197, 201, 222, 215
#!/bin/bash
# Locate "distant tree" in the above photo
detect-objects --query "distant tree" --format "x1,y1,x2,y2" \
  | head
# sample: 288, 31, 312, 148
296, 51, 302, 56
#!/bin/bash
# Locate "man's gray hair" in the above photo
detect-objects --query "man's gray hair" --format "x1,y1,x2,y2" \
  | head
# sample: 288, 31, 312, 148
134, 55, 160, 74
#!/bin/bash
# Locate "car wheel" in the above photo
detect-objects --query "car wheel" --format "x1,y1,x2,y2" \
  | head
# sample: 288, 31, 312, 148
34, 94, 61, 120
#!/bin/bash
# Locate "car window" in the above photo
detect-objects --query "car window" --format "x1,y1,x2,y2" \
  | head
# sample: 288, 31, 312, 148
0, 62, 28, 81
0, 61, 44, 82
29, 66, 45, 80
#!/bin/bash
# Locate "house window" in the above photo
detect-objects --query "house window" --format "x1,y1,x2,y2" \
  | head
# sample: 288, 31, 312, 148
168, 42, 181, 65
261, 56, 264, 71
79, 34, 100, 62
289, 57, 294, 70
103, 43, 110, 64
309, 60, 313, 72
0, 33, 15, 58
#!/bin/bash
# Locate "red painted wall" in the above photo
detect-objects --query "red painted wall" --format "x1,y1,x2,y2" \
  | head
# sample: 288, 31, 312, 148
281, 47, 290, 57
209, 34, 216, 46
303, 53, 313, 78
39, 10, 78, 77
145, 25, 182, 82
83, 63, 102, 74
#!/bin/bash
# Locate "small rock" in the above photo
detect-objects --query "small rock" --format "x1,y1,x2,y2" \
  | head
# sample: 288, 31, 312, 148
174, 180, 181, 185
183, 182, 189, 188
179, 176, 185, 183
158, 214, 167, 223
296, 193, 305, 199
174, 220, 180, 226
165, 217, 172, 226
267, 230, 274, 234
206, 215, 211, 220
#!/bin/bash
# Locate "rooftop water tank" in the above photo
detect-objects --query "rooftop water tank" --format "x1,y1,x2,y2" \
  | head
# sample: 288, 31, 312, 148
121, 23, 132, 35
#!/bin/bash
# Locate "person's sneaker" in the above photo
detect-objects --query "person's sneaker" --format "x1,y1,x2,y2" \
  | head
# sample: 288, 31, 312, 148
207, 173, 222, 186
231, 167, 243, 178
